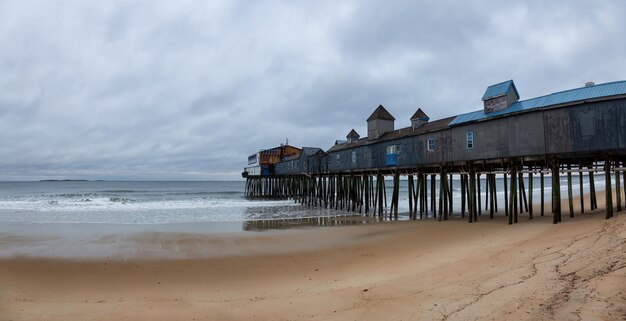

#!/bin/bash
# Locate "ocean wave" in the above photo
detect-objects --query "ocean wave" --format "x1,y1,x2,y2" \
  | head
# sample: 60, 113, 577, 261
0, 197, 299, 212
53, 193, 98, 198
109, 197, 135, 203
98, 190, 146, 193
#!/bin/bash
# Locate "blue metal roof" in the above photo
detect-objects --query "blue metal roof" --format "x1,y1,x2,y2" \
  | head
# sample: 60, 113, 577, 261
482, 80, 520, 101
450, 80, 626, 126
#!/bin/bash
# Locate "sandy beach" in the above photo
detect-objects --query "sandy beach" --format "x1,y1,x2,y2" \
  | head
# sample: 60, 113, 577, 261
1, 192, 625, 321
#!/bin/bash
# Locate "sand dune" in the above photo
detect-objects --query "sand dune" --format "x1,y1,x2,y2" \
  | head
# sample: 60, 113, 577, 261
1, 193, 625, 320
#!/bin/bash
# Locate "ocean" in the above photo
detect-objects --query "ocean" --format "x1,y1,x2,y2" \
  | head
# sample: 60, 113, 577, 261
0, 176, 609, 227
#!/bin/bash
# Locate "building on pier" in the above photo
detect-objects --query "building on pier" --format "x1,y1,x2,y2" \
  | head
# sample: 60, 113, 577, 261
274, 147, 326, 176
243, 79, 626, 222
242, 79, 626, 176
243, 144, 301, 177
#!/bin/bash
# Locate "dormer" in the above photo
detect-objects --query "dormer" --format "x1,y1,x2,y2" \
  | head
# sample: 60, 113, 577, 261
367, 105, 395, 140
410, 108, 429, 129
346, 129, 360, 143
482, 80, 520, 113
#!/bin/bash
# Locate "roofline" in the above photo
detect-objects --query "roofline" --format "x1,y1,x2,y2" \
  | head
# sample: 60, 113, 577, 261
455, 80, 626, 127
258, 144, 302, 152
326, 118, 455, 154
329, 91, 626, 153
546, 80, 626, 96
450, 92, 626, 127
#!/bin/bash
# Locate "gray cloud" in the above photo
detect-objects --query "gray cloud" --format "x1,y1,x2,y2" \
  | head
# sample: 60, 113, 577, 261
1, 0, 625, 180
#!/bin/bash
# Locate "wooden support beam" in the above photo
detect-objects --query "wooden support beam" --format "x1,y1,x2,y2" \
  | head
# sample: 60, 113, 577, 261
512, 163, 519, 224
477, 173, 482, 216
424, 174, 429, 213
461, 174, 466, 217
589, 164, 597, 210
438, 169, 446, 221
489, 174, 495, 218
615, 163, 622, 212
383, 176, 387, 214
552, 160, 561, 224
605, 161, 613, 219
420, 172, 426, 219
364, 175, 369, 214
446, 173, 454, 214
431, 174, 436, 219
579, 163, 584, 214
408, 175, 414, 219
465, 174, 471, 217
528, 167, 533, 219
393, 171, 399, 219
539, 167, 546, 216
469, 169, 475, 223
504, 172, 509, 217
508, 165, 514, 225
520, 170, 528, 213
413, 172, 420, 219
444, 172, 449, 220
485, 173, 489, 211
567, 164, 574, 218
438, 171, 443, 221
493, 173, 498, 213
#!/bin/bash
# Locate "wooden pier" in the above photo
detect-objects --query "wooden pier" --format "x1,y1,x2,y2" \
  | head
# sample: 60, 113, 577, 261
244, 80, 626, 224
245, 161, 625, 224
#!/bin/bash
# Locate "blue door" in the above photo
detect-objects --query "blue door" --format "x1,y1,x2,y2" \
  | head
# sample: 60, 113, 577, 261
385, 144, 399, 166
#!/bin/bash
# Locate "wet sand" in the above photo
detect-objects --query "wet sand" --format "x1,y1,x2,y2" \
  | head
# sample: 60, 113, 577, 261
1, 192, 625, 320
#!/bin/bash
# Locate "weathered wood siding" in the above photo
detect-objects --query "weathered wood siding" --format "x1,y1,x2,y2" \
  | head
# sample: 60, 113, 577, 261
327, 145, 372, 172
448, 112, 546, 162
367, 119, 394, 140
274, 97, 626, 174
544, 99, 626, 155
274, 158, 302, 175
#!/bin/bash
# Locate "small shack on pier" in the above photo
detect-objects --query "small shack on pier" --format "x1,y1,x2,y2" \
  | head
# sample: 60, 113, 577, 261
244, 144, 301, 177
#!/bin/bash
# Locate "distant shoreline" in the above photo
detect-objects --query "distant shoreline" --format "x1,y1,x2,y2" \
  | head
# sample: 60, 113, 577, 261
39, 179, 91, 182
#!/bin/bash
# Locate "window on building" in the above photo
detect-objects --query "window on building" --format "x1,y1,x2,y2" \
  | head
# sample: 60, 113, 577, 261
427, 138, 436, 151
386, 145, 401, 155
336, 154, 341, 163
466, 131, 474, 149
351, 151, 356, 164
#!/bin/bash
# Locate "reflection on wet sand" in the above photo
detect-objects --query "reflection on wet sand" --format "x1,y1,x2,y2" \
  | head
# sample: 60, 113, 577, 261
243, 215, 385, 231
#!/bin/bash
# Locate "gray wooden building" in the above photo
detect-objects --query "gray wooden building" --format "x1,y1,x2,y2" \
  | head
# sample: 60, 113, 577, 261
292, 79, 626, 174
248, 79, 626, 224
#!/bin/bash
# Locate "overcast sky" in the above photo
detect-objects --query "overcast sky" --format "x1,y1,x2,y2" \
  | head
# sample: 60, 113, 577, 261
1, 1, 625, 181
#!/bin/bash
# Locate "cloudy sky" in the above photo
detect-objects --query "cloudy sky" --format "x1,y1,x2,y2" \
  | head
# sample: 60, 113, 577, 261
1, 1, 624, 180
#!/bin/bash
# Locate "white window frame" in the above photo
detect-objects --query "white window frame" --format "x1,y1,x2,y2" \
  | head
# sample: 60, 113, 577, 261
386, 145, 401, 154
351, 151, 356, 164
427, 138, 435, 151
466, 131, 474, 149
